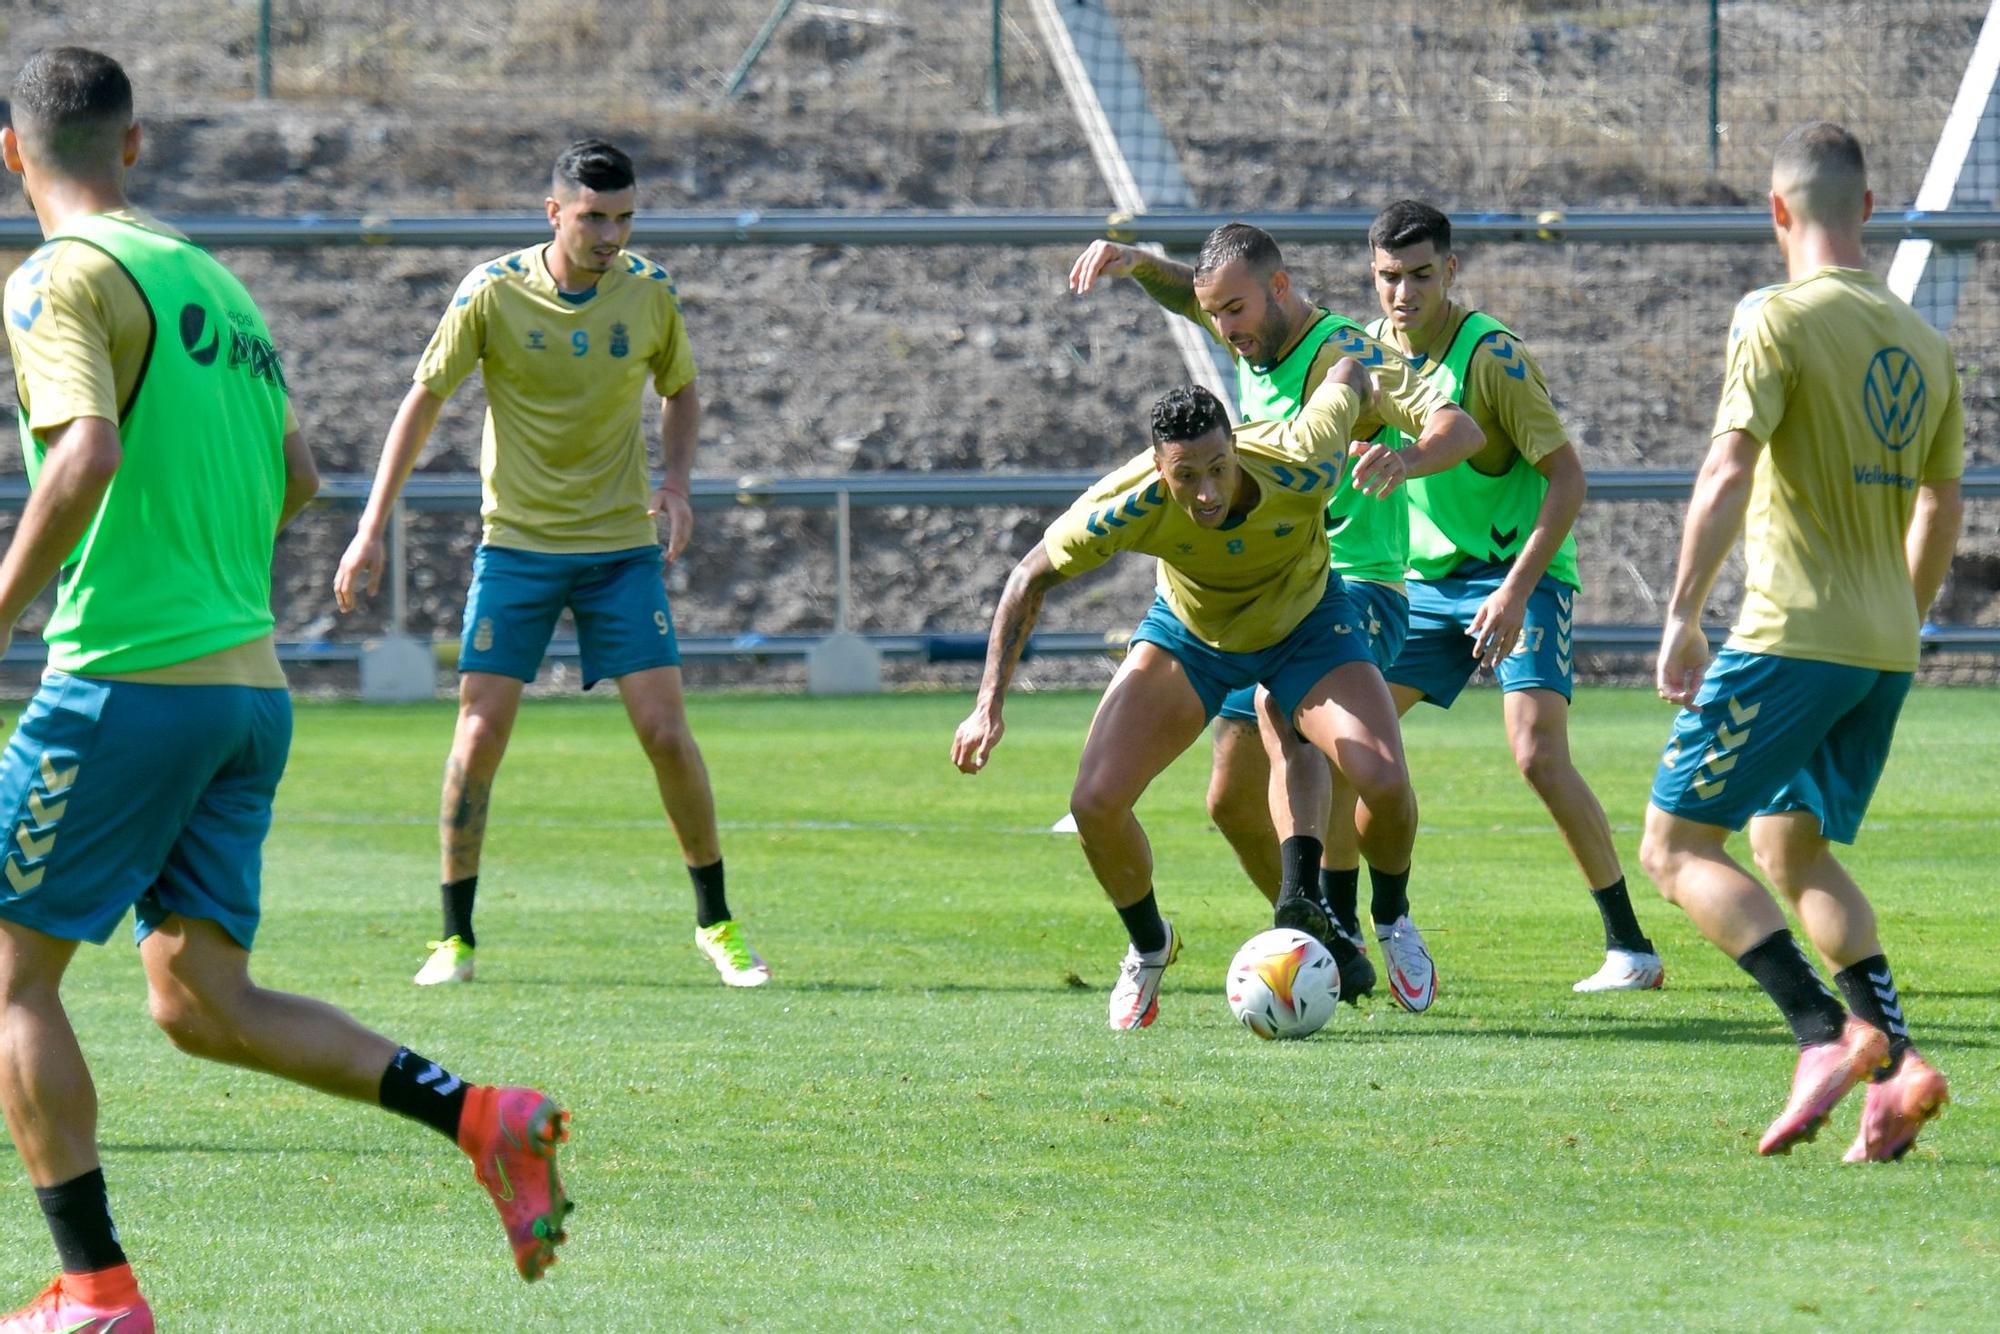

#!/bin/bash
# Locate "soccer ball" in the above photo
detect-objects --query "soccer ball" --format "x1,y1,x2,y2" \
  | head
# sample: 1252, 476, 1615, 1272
1226, 928, 1340, 1040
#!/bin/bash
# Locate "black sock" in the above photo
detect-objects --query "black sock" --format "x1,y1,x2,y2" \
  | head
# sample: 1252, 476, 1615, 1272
441, 876, 478, 947
378, 1047, 471, 1143
1589, 877, 1654, 954
1320, 866, 1360, 938
1736, 930, 1846, 1048
1369, 865, 1411, 928
36, 1168, 125, 1274
1115, 890, 1169, 956
1278, 835, 1323, 902
1835, 954, 1912, 1079
689, 859, 731, 928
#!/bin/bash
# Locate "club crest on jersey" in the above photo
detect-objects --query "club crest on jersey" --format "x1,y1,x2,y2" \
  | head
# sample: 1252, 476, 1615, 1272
610, 322, 629, 358
1863, 347, 1925, 452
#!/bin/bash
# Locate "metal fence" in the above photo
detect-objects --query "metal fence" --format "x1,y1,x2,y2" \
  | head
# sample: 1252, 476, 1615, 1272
0, 3, 1996, 682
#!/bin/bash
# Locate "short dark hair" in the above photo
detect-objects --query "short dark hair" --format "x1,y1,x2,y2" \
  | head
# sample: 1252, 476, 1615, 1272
552, 138, 635, 195
1150, 384, 1230, 448
1193, 222, 1282, 282
1772, 121, 1867, 226
10, 47, 132, 178
1368, 200, 1452, 256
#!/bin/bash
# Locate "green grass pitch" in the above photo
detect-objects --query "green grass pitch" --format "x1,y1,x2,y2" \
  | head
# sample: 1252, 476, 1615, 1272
1, 686, 1994, 1329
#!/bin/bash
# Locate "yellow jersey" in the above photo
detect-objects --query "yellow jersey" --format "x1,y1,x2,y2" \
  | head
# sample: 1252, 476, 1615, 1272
1714, 266, 1964, 672
1042, 382, 1368, 652
416, 244, 697, 553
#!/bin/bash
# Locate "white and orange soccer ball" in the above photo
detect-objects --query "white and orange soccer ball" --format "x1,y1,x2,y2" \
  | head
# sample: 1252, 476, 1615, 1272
1226, 928, 1340, 1039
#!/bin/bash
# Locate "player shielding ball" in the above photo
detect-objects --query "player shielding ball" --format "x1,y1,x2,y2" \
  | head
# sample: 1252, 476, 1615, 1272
1068, 223, 1486, 1012
1640, 124, 1961, 1159
954, 367, 1459, 1031
0, 49, 569, 1331
335, 140, 770, 989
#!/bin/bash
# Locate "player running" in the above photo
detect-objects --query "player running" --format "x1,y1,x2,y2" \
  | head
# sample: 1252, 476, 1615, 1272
0, 49, 570, 1331
1640, 123, 1961, 1160
953, 365, 1467, 1031
1359, 200, 1665, 993
1067, 223, 1485, 1011
335, 139, 769, 988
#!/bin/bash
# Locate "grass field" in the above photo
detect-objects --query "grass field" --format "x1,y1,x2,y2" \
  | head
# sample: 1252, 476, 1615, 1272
0, 686, 1993, 1330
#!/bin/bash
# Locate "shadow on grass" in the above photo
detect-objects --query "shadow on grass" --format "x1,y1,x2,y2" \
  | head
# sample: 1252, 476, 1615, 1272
101, 1142, 322, 1156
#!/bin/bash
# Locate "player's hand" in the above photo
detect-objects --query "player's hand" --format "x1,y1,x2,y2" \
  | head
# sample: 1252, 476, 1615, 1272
1469, 583, 1529, 667
333, 529, 386, 613
1067, 241, 1138, 295
1346, 440, 1407, 498
650, 486, 694, 561
1656, 617, 1709, 707
952, 706, 1004, 773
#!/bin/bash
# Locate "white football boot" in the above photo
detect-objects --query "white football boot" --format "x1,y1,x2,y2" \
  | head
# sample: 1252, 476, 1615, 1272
1107, 921, 1180, 1030
1375, 915, 1437, 1013
1572, 948, 1665, 993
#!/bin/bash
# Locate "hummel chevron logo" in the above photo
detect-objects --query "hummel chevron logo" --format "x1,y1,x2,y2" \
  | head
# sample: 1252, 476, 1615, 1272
1716, 723, 1750, 750
1726, 696, 1761, 725
13, 824, 54, 861
1700, 749, 1738, 775
27, 790, 67, 825
1487, 337, 1528, 380
1661, 741, 1681, 770
416, 1062, 463, 1097
38, 754, 78, 794
5, 859, 44, 893
1693, 777, 1726, 799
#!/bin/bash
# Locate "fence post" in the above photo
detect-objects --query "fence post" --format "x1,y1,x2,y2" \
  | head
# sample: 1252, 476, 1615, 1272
358, 497, 436, 700
1707, 0, 1721, 173
807, 486, 882, 693
990, 0, 1004, 115
258, 0, 273, 100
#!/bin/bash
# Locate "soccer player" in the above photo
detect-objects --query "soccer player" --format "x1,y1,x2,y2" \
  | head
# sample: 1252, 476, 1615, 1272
1067, 223, 1486, 1010
334, 139, 769, 988
1360, 200, 1665, 993
0, 49, 570, 1330
953, 367, 1466, 1031
1640, 123, 1960, 1160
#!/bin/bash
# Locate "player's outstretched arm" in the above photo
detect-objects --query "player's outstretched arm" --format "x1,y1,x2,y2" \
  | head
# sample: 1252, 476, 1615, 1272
1908, 478, 1964, 617
334, 384, 446, 612
651, 380, 700, 562
0, 415, 121, 655
1657, 429, 1762, 705
953, 544, 1070, 774
1395, 403, 1484, 481
278, 428, 321, 532
1067, 240, 1200, 322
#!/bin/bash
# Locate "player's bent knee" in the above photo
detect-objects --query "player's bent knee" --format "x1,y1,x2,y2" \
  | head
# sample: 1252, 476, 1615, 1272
1068, 778, 1131, 833
147, 988, 230, 1059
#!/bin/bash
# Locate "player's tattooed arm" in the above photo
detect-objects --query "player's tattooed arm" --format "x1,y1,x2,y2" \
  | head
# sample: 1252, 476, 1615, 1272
953, 544, 1070, 773
1067, 241, 1200, 322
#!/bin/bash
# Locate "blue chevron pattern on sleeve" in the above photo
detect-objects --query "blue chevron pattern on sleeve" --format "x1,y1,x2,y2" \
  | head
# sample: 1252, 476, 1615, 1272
1483, 333, 1528, 381
1270, 461, 1341, 493
1083, 480, 1166, 537
1329, 327, 1386, 367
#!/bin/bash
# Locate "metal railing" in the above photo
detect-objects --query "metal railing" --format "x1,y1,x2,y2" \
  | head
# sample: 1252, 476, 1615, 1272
6, 208, 2000, 251
5, 468, 1996, 666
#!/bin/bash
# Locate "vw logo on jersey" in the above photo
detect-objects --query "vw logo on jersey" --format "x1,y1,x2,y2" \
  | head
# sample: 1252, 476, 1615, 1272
1862, 346, 1925, 452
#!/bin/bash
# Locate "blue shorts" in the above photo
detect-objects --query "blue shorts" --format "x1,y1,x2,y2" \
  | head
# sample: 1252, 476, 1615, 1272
1131, 574, 1378, 726
0, 673, 290, 949
1217, 580, 1407, 723
460, 544, 680, 689
1649, 648, 1912, 844
1388, 560, 1576, 708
